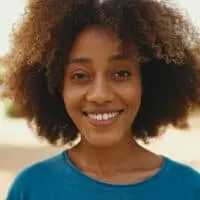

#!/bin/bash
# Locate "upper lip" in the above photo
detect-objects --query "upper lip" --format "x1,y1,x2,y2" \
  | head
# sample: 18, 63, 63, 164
83, 109, 124, 114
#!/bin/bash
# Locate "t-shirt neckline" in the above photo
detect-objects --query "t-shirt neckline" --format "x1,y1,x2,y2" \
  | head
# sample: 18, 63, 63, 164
62, 150, 169, 189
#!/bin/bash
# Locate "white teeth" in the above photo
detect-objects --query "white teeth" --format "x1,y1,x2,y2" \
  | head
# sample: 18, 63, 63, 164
97, 114, 102, 120
103, 113, 108, 120
87, 112, 120, 121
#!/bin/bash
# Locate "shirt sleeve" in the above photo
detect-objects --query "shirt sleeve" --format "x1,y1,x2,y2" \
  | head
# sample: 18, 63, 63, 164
194, 187, 200, 200
6, 176, 26, 200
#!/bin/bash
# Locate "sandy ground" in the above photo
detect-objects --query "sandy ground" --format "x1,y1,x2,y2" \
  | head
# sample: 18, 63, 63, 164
0, 102, 200, 199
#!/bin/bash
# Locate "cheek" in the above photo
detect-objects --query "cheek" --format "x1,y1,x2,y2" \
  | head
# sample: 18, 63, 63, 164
121, 80, 142, 100
62, 83, 85, 112
62, 82, 74, 111
127, 89, 142, 109
120, 81, 142, 113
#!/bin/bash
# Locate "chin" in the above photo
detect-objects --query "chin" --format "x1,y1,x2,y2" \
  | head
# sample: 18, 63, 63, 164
82, 133, 123, 147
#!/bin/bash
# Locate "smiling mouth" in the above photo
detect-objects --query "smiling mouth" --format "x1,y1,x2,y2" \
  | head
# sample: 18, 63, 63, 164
83, 110, 124, 125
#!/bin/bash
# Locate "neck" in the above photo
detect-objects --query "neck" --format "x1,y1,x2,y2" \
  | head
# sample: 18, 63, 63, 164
68, 134, 149, 175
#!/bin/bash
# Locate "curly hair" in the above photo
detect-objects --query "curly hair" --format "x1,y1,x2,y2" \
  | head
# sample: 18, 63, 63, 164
3, 0, 200, 145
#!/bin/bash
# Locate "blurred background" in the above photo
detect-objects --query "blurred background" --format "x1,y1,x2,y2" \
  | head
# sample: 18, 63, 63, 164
0, 0, 200, 199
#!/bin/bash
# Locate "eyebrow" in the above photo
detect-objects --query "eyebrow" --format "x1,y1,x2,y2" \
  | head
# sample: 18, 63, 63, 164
69, 54, 132, 65
69, 58, 92, 65
109, 54, 132, 62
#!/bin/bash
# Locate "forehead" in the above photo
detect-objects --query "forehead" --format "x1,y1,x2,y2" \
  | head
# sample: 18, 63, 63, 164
71, 26, 121, 54
69, 25, 139, 58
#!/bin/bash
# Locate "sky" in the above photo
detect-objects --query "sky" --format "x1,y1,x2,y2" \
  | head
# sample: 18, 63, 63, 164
0, 0, 199, 56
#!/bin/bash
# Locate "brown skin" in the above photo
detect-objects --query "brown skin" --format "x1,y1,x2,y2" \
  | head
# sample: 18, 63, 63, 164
63, 27, 142, 147
67, 146, 163, 184
62, 26, 162, 184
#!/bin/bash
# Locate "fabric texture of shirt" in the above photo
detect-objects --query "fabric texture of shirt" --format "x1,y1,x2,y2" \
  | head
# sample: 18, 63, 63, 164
6, 150, 200, 200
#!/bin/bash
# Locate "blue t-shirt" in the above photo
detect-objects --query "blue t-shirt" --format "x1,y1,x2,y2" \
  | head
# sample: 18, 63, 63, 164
6, 151, 200, 200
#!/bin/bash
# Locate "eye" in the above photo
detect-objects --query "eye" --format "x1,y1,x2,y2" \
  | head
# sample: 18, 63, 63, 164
113, 70, 132, 80
71, 71, 90, 80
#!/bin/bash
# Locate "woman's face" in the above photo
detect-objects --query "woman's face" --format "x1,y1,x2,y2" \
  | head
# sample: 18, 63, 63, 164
63, 27, 142, 147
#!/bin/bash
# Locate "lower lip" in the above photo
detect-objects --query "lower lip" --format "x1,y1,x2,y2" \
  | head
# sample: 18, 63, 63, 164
85, 113, 122, 126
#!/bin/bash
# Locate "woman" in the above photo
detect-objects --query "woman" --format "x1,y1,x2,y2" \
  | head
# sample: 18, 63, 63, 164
4, 0, 200, 199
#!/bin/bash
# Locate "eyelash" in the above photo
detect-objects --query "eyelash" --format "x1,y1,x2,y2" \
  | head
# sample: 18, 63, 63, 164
70, 70, 132, 81
113, 70, 132, 79
71, 72, 89, 80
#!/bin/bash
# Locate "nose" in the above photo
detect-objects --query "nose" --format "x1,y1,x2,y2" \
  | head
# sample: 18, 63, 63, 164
86, 78, 114, 104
